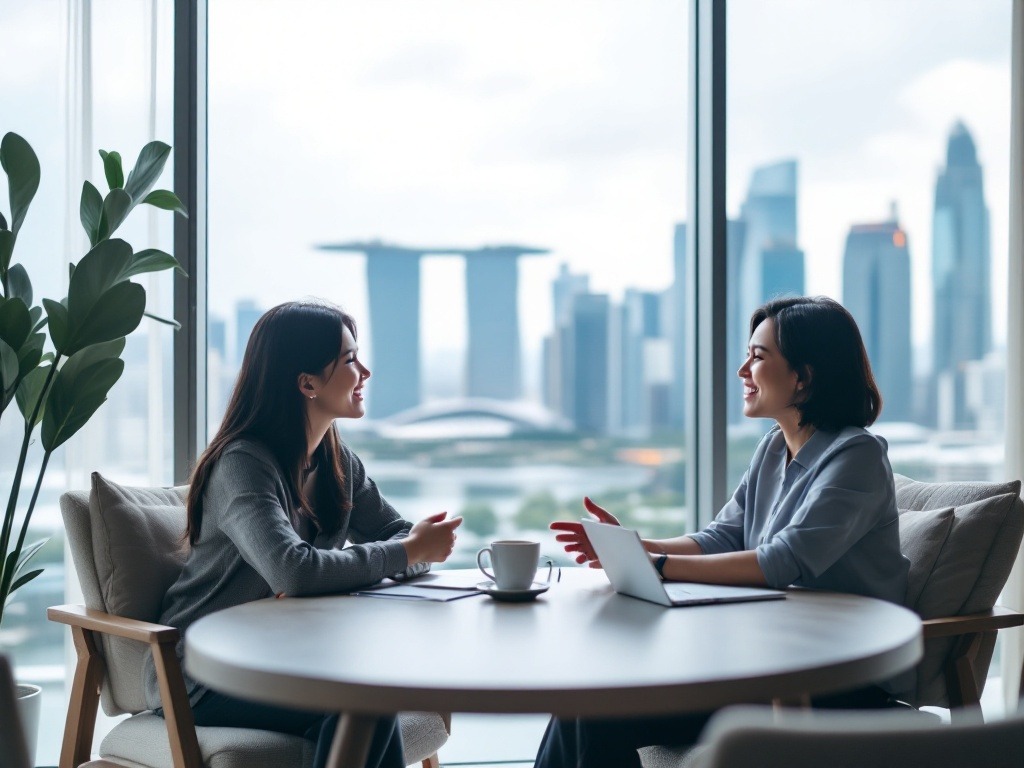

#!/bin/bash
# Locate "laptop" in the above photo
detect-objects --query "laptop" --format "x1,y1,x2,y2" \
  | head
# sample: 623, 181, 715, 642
581, 520, 786, 607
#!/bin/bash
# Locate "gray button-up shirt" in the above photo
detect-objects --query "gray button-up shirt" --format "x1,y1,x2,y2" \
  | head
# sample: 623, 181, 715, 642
689, 426, 909, 606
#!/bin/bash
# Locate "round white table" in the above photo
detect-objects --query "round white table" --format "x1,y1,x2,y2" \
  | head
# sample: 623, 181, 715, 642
185, 568, 922, 766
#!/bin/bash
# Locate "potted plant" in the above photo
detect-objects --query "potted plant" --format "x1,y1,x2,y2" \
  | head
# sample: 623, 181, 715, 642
0, 131, 187, 763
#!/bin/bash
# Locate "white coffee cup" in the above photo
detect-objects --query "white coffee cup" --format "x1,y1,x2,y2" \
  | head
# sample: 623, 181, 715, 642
477, 540, 551, 591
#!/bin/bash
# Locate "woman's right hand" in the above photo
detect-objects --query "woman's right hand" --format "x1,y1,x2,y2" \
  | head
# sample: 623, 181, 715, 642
550, 496, 620, 568
404, 511, 463, 565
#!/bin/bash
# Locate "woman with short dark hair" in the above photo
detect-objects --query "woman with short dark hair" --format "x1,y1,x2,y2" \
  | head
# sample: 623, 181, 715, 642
535, 295, 909, 768
144, 300, 462, 768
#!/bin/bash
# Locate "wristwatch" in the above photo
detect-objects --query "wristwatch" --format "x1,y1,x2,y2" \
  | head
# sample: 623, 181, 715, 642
654, 553, 669, 579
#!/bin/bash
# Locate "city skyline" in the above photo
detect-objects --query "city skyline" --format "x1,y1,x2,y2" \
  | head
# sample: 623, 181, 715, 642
215, 121, 998, 436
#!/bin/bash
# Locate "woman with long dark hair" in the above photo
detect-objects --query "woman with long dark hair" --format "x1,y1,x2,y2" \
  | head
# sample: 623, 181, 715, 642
535, 295, 910, 768
144, 300, 462, 768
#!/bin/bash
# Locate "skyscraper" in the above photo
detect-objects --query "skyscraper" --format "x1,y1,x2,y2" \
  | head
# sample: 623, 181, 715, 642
460, 245, 548, 401
612, 289, 664, 437
735, 160, 805, 423
234, 299, 263, 367
741, 160, 802, 317
842, 212, 912, 423
932, 121, 992, 429
569, 293, 611, 434
318, 241, 456, 418
543, 264, 590, 415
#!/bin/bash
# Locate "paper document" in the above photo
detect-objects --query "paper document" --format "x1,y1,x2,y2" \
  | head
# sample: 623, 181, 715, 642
352, 569, 486, 601
410, 569, 488, 590
353, 583, 482, 602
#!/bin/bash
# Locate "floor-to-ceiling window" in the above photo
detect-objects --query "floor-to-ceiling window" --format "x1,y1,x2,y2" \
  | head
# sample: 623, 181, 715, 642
723, 0, 1014, 708
206, 0, 692, 567
0, 2, 176, 763
206, 1, 690, 761
725, 0, 1011, 490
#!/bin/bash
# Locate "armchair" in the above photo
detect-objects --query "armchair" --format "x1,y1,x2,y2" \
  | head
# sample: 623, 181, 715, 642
894, 474, 1024, 716
638, 474, 1024, 768
48, 472, 449, 768
683, 703, 1024, 768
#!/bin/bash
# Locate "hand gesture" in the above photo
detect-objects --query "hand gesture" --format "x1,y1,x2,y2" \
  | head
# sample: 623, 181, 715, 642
550, 496, 620, 568
406, 511, 463, 565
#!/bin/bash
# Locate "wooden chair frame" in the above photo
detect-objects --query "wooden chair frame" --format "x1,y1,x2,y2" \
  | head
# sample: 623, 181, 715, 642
48, 604, 447, 768
920, 605, 1024, 721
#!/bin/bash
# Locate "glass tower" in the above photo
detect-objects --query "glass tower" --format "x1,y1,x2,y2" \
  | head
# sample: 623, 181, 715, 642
842, 216, 913, 423
931, 121, 991, 429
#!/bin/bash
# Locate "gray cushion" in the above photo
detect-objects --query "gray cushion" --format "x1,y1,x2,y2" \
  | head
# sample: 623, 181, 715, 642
90, 473, 189, 624
897, 506, 954, 609
101, 712, 312, 768
894, 475, 1024, 619
101, 711, 447, 767
639, 744, 705, 768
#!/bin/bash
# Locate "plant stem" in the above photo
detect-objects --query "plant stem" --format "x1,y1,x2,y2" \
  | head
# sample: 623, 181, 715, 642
0, 450, 51, 627
0, 357, 59, 579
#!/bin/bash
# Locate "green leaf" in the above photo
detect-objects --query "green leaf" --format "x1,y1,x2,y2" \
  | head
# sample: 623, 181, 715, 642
16, 363, 50, 426
67, 337, 125, 370
68, 239, 133, 314
17, 333, 43, 378
42, 355, 124, 450
63, 240, 145, 353
43, 298, 69, 353
0, 133, 40, 235
141, 189, 188, 217
7, 263, 31, 305
97, 188, 131, 242
124, 141, 171, 204
99, 149, 124, 190
0, 295, 31, 350
0, 229, 13, 278
9, 568, 43, 595
65, 281, 145, 355
30, 307, 46, 333
15, 539, 48, 576
143, 311, 181, 329
123, 248, 186, 279
0, 337, 18, 401
0, 210, 7, 230
80, 180, 103, 246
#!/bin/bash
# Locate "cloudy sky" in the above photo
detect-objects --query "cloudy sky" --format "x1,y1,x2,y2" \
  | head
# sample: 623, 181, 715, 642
0, 0, 1012, 390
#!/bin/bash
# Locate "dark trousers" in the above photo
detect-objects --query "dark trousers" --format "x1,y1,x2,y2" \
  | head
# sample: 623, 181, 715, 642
159, 690, 405, 768
533, 685, 894, 768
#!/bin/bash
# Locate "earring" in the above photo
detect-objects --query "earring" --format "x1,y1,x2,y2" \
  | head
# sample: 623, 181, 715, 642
308, 394, 317, 400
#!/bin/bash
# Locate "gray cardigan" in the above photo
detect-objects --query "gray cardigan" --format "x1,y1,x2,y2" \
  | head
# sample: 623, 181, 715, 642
143, 437, 428, 709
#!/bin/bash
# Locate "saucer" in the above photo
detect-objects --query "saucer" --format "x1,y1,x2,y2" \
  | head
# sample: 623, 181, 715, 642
476, 580, 550, 602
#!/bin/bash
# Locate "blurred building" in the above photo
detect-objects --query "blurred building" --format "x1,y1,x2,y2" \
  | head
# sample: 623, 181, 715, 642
611, 289, 670, 438
543, 264, 590, 416
842, 209, 913, 423
731, 160, 805, 427
932, 121, 992, 429
737, 160, 805, 338
462, 246, 547, 401
568, 293, 611, 434
234, 299, 263, 368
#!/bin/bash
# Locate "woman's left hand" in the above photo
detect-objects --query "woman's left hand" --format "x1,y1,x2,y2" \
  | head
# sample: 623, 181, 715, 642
550, 496, 620, 568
